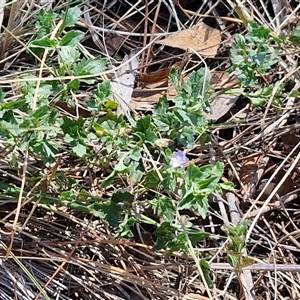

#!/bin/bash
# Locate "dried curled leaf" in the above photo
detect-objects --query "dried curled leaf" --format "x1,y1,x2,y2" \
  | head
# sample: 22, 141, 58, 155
111, 49, 140, 115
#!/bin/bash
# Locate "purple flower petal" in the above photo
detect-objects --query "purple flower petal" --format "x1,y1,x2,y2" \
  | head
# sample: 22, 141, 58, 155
169, 150, 189, 168
203, 107, 211, 114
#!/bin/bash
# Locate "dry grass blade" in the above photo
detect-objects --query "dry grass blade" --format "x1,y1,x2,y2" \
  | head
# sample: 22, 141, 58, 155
0, 0, 5, 35
1, 0, 19, 56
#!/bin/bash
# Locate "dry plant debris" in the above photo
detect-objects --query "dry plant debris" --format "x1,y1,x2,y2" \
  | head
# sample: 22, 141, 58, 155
155, 22, 222, 56
0, 1, 300, 300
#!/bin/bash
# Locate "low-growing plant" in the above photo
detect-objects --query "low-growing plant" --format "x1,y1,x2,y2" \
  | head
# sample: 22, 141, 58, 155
225, 221, 253, 271
0, 7, 234, 281
224, 221, 254, 297
230, 21, 282, 87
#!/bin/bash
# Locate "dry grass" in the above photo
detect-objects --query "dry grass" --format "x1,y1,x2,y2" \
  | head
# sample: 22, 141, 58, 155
0, 0, 300, 299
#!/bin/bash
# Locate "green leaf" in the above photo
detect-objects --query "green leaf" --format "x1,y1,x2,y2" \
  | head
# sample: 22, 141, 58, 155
169, 67, 182, 92
60, 190, 76, 200
153, 223, 210, 256
93, 123, 107, 137
61, 116, 85, 138
115, 216, 136, 238
148, 197, 175, 223
115, 160, 129, 172
37, 83, 54, 102
29, 141, 57, 164
227, 220, 249, 240
67, 79, 80, 92
290, 90, 300, 97
227, 251, 240, 269
127, 160, 145, 183
290, 25, 300, 44
160, 172, 177, 191
197, 177, 221, 190
32, 105, 49, 119
1, 99, 26, 110
219, 181, 234, 191
246, 21, 271, 41
0, 181, 20, 194
186, 164, 213, 183
72, 142, 86, 157
187, 231, 211, 244
144, 170, 161, 189
153, 222, 176, 251
186, 68, 211, 100
59, 46, 80, 68
178, 193, 209, 219
73, 57, 107, 78
229, 21, 281, 87
129, 147, 142, 161
63, 201, 89, 213
200, 259, 214, 288
60, 6, 82, 29
1, 110, 19, 136
30, 38, 57, 49
0, 88, 5, 103
60, 30, 84, 47
133, 115, 157, 144
60, 117, 88, 157
93, 81, 111, 100
88, 81, 112, 110
243, 84, 284, 108
34, 9, 58, 39
153, 96, 169, 115
92, 201, 123, 227
104, 100, 118, 110
176, 127, 195, 147
101, 171, 118, 188
101, 160, 129, 188
165, 234, 190, 255
111, 190, 134, 204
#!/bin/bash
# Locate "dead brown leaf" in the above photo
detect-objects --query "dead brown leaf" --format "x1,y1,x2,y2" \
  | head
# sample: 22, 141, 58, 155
240, 154, 264, 198
256, 169, 295, 201
140, 67, 173, 84
272, 169, 295, 196
156, 22, 221, 56
131, 80, 167, 110
210, 71, 239, 89
209, 92, 239, 121
111, 49, 140, 115
281, 132, 299, 148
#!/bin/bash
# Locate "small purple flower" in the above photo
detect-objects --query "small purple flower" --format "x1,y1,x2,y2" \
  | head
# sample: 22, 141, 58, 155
168, 150, 189, 168
203, 106, 211, 114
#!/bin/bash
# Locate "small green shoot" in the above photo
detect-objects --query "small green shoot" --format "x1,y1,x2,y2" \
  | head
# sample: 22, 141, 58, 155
225, 221, 254, 271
